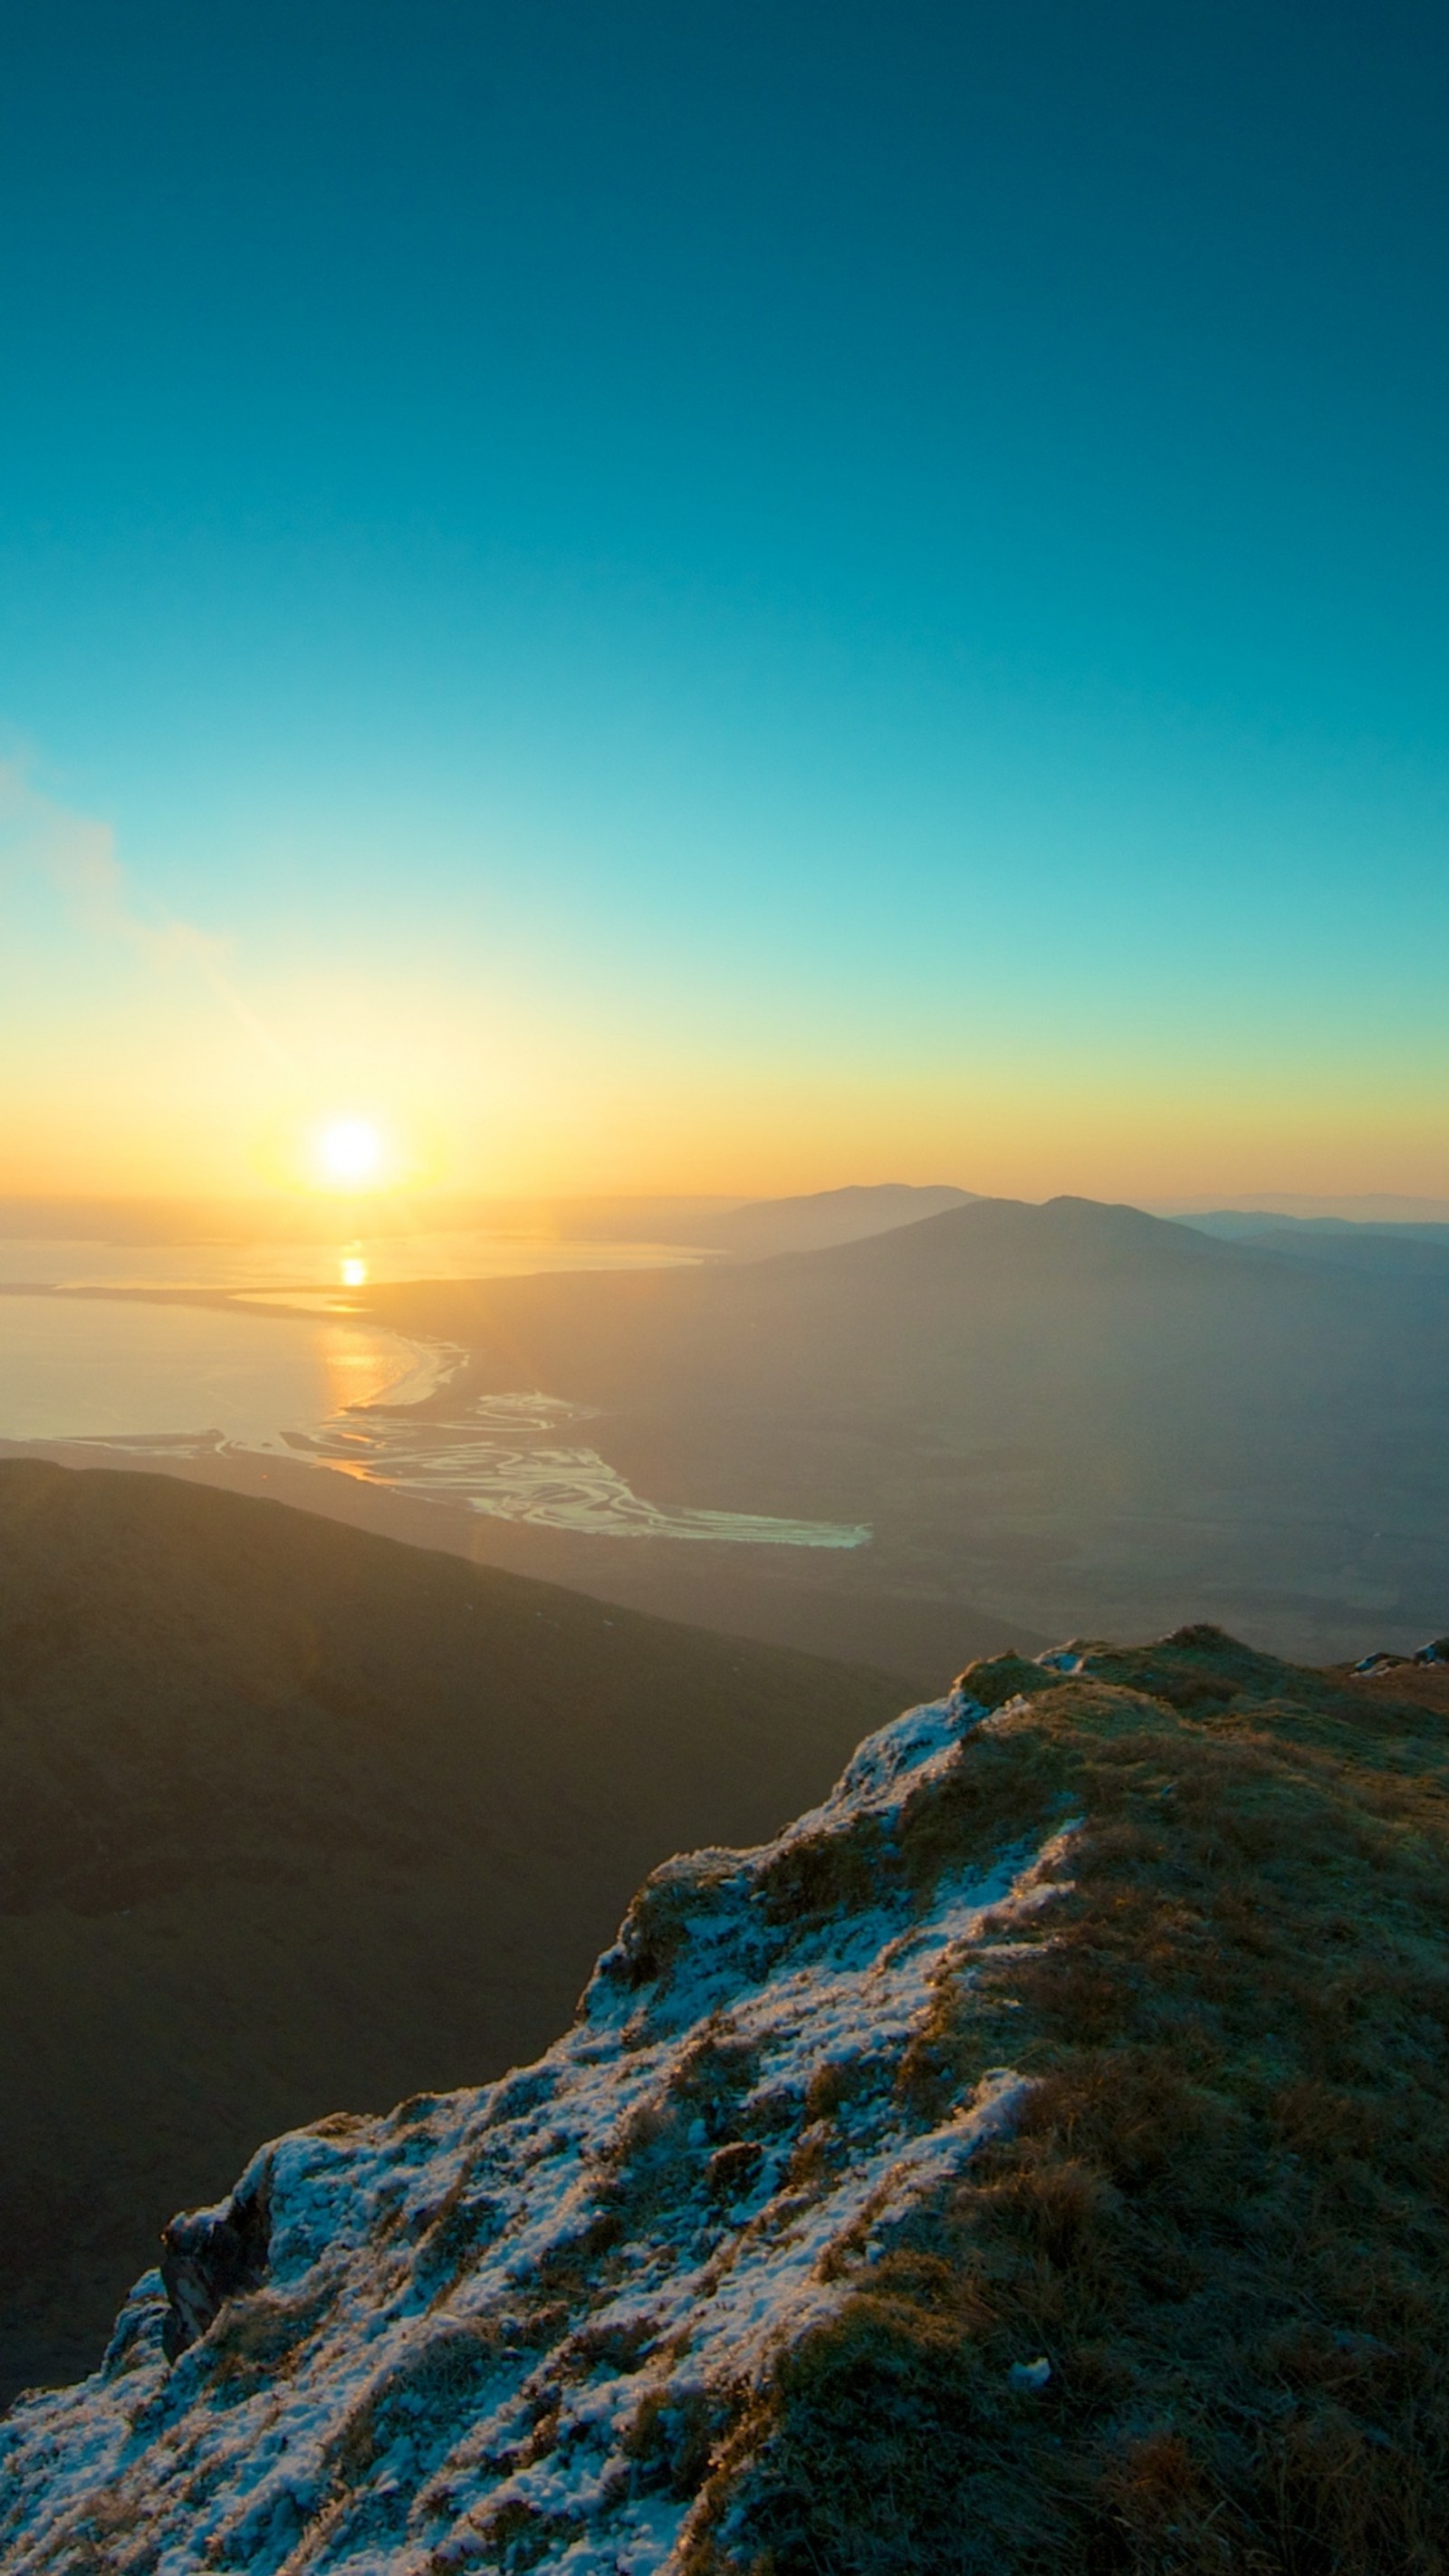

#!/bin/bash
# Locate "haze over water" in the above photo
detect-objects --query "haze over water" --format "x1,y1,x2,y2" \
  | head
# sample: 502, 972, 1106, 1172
0, 1293, 430, 1447
0, 1228, 710, 1301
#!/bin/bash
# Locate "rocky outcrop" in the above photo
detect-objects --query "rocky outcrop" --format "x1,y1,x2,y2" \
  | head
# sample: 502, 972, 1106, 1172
1353, 1630, 1449, 1675
158, 2177, 272, 2362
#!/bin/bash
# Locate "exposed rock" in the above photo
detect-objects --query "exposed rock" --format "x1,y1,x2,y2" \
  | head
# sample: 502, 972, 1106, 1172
159, 2176, 272, 2361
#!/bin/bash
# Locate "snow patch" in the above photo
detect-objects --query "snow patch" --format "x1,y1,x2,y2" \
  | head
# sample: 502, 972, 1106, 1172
0, 1693, 1071, 2573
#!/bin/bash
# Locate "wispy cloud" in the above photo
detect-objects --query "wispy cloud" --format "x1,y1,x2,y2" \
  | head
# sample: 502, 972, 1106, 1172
0, 761, 291, 1069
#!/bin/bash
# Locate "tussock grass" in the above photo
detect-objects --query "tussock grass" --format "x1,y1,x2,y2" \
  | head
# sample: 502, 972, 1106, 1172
200, 2279, 334, 2397
686, 1630, 1449, 2574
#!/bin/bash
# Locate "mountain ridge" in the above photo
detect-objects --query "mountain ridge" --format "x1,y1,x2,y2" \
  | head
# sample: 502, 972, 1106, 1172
667, 1182, 976, 1260
5, 1622, 1447, 2571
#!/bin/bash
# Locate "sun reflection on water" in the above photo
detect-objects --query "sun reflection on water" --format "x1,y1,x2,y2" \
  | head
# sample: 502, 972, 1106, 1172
319, 1325, 426, 1416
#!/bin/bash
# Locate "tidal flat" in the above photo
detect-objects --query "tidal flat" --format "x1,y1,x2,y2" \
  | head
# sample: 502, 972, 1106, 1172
0, 1248, 867, 1549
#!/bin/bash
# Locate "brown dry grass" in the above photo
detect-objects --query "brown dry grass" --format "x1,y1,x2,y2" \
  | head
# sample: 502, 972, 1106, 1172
683, 1630, 1449, 2575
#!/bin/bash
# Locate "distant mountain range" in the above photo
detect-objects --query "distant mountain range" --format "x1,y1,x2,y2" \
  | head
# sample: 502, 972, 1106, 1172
0, 1460, 902, 2406
8, 1185, 1448, 1673
1179, 1205, 1449, 1275
361, 1194, 1449, 1659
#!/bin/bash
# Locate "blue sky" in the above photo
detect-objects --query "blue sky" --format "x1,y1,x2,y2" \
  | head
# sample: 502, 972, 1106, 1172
1, 0, 1446, 1198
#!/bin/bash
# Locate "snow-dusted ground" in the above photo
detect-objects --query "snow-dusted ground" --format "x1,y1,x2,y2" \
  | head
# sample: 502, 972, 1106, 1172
0, 1689, 1071, 2573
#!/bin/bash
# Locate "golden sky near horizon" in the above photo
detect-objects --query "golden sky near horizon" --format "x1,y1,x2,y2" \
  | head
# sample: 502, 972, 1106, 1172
3, 766, 1444, 1213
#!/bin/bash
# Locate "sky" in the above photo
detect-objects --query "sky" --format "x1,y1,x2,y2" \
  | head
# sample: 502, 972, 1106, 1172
0, 0, 1445, 1205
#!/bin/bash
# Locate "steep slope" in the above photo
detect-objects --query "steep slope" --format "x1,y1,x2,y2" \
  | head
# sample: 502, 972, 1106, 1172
5, 1628, 1447, 2571
362, 1196, 1449, 1655
0, 1460, 903, 2405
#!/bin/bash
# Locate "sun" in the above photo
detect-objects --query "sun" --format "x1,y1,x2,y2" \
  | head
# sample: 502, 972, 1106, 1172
316, 1118, 383, 1189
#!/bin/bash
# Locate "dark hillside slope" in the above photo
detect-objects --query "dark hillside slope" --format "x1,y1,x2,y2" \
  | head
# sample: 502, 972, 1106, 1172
0, 1458, 901, 2404
366, 1197, 1449, 1654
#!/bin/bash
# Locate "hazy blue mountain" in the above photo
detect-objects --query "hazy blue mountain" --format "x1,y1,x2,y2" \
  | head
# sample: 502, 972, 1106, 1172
1178, 1206, 1449, 1275
670, 1181, 977, 1259
366, 1196, 1449, 1658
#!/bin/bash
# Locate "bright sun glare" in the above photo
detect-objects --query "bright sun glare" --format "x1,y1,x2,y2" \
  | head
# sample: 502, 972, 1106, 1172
317, 1119, 382, 1188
